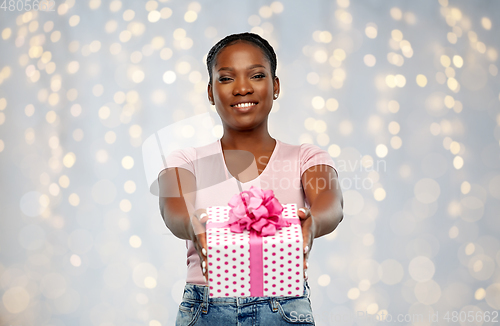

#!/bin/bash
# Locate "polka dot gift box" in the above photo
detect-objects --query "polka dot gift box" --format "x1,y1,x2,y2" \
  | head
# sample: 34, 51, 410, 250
206, 186, 304, 298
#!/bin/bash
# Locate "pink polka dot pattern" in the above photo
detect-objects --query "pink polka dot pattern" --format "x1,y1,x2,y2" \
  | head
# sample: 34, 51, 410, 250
262, 203, 303, 297
206, 204, 303, 297
206, 206, 251, 298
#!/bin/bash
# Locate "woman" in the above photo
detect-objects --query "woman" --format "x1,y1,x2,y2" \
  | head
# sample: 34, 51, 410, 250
158, 32, 343, 325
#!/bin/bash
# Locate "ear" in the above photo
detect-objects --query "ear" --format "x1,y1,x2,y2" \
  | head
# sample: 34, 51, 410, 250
273, 76, 280, 98
207, 83, 215, 105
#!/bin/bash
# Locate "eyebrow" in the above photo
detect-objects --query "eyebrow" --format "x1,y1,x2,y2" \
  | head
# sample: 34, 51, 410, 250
217, 64, 267, 72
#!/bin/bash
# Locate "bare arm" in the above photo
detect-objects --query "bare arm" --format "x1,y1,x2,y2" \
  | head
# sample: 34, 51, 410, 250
301, 164, 344, 238
158, 167, 197, 240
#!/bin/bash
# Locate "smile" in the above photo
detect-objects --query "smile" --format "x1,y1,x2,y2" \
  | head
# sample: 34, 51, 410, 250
231, 102, 258, 108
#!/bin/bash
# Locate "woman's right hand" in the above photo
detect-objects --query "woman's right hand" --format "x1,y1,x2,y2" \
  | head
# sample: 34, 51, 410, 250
190, 209, 209, 282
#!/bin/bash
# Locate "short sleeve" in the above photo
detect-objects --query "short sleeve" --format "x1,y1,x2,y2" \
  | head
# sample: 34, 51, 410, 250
163, 147, 196, 176
299, 143, 338, 178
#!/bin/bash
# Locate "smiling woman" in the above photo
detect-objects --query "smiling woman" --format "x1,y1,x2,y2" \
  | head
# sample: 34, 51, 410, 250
158, 32, 344, 326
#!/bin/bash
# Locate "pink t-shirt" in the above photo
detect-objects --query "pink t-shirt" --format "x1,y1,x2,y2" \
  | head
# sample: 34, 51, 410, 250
164, 138, 338, 285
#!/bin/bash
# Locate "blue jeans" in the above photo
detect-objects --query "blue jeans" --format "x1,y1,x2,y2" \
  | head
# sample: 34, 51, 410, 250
175, 280, 315, 325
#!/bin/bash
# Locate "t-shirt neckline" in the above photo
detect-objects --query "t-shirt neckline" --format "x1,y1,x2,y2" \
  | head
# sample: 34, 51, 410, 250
217, 138, 280, 184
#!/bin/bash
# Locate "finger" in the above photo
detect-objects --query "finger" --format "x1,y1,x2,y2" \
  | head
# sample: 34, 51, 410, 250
190, 214, 206, 236
298, 207, 311, 220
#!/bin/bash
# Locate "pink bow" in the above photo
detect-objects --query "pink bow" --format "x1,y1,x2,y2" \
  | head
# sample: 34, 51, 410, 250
227, 186, 290, 237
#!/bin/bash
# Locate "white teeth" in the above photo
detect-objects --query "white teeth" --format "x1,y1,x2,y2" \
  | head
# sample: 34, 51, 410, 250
233, 102, 256, 108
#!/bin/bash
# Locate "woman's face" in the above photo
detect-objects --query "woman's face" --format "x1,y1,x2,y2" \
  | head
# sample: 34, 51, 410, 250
207, 41, 279, 132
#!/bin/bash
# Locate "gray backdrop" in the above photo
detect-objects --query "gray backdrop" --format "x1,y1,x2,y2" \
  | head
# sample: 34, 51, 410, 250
1, 0, 499, 325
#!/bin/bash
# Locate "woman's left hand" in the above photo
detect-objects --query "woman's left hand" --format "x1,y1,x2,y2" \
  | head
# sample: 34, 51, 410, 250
297, 207, 315, 280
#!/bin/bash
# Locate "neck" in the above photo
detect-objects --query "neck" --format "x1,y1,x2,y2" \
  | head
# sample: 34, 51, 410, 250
220, 124, 275, 150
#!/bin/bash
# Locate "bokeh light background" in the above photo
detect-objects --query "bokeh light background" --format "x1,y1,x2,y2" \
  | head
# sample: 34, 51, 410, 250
1, 0, 500, 325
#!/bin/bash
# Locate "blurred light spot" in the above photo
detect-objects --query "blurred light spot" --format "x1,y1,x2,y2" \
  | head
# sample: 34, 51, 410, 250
339, 120, 353, 135
317, 274, 330, 287
416, 74, 427, 87
366, 303, 378, 315
124, 180, 136, 194
105, 20, 118, 33
20, 191, 46, 217
485, 283, 500, 308
453, 156, 463, 169
347, 288, 360, 300
409, 256, 435, 282
481, 17, 492, 30
95, 149, 108, 163
73, 129, 83, 141
474, 288, 486, 301
415, 280, 441, 304
184, 10, 197, 22
2, 28, 12, 40
122, 156, 134, 169
133, 263, 158, 289
119, 30, 132, 42
365, 23, 377, 38
163, 71, 176, 84
364, 54, 376, 67
59, 175, 70, 188
306, 72, 319, 85
98, 106, 110, 119
69, 15, 80, 27
449, 226, 459, 238
70, 254, 81, 267
388, 100, 399, 113
390, 136, 402, 149
326, 98, 339, 111
453, 55, 463, 68
2, 287, 30, 313
270, 1, 284, 13
49, 183, 60, 196
110, 0, 122, 12
123, 9, 135, 21
461, 181, 471, 194
130, 235, 142, 248
469, 254, 495, 280
213, 125, 223, 138
391, 29, 403, 42
105, 131, 116, 144
414, 178, 440, 204
328, 144, 341, 158
343, 190, 364, 215
390, 7, 402, 20
68, 193, 80, 206
149, 320, 161, 326
120, 199, 132, 212
63, 152, 76, 168
373, 188, 386, 201
380, 259, 404, 285
312, 96, 325, 110
314, 50, 327, 63
375, 144, 388, 158
148, 10, 161, 23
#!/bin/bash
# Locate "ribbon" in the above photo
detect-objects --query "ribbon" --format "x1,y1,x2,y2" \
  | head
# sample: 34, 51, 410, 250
227, 186, 290, 237
207, 216, 300, 297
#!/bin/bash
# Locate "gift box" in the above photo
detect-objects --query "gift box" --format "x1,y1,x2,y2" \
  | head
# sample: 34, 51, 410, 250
206, 190, 304, 298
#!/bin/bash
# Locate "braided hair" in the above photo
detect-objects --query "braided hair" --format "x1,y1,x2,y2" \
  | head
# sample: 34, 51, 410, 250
206, 32, 277, 85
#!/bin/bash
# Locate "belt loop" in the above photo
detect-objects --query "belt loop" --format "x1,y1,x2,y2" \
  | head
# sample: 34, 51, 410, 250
270, 298, 278, 312
305, 279, 311, 299
201, 286, 209, 314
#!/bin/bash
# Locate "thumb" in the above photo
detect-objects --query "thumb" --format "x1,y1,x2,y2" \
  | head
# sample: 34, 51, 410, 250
298, 207, 311, 220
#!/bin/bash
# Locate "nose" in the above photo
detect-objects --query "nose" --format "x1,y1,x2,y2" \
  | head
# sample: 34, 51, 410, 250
232, 76, 254, 96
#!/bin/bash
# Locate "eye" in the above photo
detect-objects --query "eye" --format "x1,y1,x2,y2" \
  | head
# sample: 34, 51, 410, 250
252, 73, 265, 79
219, 76, 232, 82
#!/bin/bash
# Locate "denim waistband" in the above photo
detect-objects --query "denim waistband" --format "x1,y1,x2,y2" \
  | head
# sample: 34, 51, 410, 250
182, 279, 311, 306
